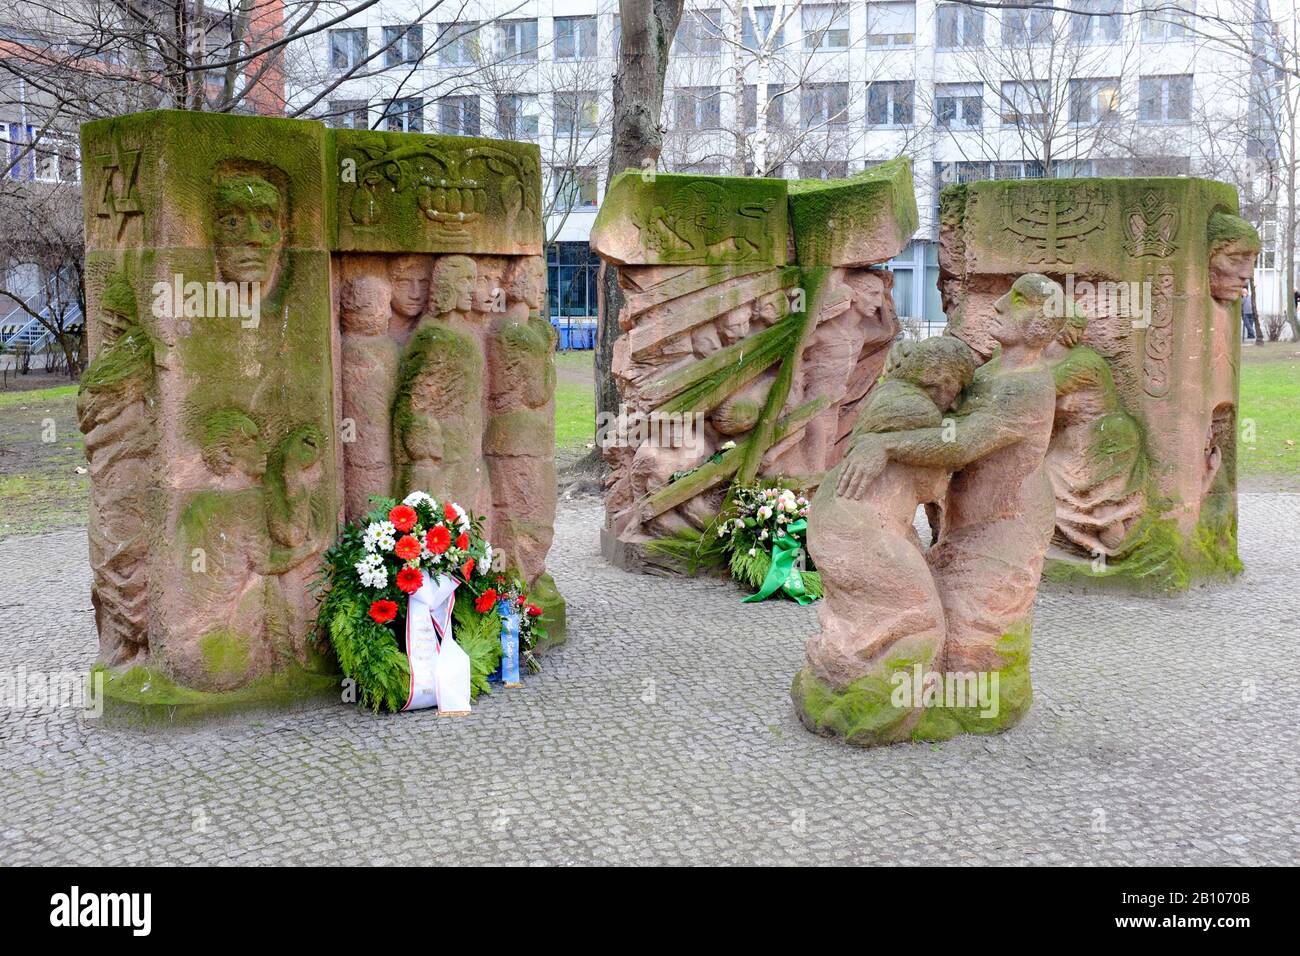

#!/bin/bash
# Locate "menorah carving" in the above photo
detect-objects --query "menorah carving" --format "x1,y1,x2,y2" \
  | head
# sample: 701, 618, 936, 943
1000, 184, 1108, 265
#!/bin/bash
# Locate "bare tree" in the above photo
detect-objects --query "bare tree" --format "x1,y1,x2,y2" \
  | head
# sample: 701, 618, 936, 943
596, 0, 685, 426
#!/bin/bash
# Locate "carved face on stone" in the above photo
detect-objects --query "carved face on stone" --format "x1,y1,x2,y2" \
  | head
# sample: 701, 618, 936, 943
474, 260, 506, 313
388, 255, 430, 319
990, 274, 1066, 350
890, 337, 977, 412
341, 273, 390, 335
505, 258, 546, 311
213, 175, 284, 289
200, 409, 267, 479
430, 255, 477, 314
1209, 241, 1257, 303
719, 306, 751, 346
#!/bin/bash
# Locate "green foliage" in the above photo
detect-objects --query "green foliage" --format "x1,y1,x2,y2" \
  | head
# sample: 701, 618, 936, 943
452, 600, 504, 700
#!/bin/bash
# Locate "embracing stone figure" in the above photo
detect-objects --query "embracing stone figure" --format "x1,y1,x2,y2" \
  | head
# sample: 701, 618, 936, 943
793, 274, 1069, 746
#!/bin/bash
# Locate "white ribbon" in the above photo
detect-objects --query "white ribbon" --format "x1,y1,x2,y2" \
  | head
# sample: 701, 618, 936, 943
401, 571, 472, 714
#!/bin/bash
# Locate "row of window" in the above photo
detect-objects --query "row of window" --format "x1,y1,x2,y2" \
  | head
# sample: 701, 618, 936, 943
677, 75, 1193, 130
327, 2, 1195, 73
328, 16, 601, 71
330, 70, 1193, 139
663, 2, 1191, 55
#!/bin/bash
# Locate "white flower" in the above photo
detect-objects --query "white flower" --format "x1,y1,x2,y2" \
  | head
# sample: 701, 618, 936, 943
734, 518, 745, 530
759, 529, 769, 540
720, 440, 737, 450
363, 520, 397, 553
480, 543, 495, 575
716, 526, 727, 538
447, 502, 471, 532
757, 505, 773, 521
402, 491, 436, 509
748, 547, 757, 557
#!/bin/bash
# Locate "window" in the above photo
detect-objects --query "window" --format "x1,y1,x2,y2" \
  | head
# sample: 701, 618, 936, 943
744, 85, 787, 129
438, 22, 479, 65
496, 94, 539, 139
936, 4, 984, 48
556, 92, 600, 136
867, 81, 914, 126
438, 96, 480, 136
1001, 5, 1052, 46
1070, 0, 1122, 45
1000, 80, 1048, 125
935, 83, 983, 129
497, 19, 538, 61
383, 97, 423, 133
798, 161, 848, 179
1139, 74, 1192, 122
675, 87, 722, 130
867, 3, 915, 47
554, 167, 599, 210
679, 9, 722, 54
328, 100, 369, 129
1068, 77, 1120, 123
548, 242, 602, 319
743, 7, 785, 48
1140, 0, 1192, 41
382, 25, 423, 67
556, 16, 597, 59
329, 28, 366, 70
802, 4, 849, 50
802, 82, 850, 127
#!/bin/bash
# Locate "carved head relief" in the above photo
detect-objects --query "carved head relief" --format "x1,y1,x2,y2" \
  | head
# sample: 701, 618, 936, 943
473, 259, 506, 313
430, 255, 477, 314
388, 255, 430, 319
213, 174, 285, 291
718, 306, 751, 346
341, 272, 391, 335
992, 274, 1069, 350
1207, 214, 1261, 303
505, 257, 545, 311
200, 409, 268, 479
888, 336, 977, 412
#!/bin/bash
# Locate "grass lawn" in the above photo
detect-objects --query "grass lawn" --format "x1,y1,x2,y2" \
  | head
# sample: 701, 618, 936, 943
1239, 342, 1300, 484
0, 344, 1292, 539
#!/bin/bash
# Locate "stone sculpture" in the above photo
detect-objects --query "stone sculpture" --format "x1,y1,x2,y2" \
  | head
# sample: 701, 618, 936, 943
792, 275, 1070, 746
939, 178, 1258, 591
589, 161, 918, 570
78, 111, 562, 718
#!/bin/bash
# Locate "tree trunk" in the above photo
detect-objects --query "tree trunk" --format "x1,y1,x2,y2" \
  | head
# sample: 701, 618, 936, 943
596, 0, 684, 434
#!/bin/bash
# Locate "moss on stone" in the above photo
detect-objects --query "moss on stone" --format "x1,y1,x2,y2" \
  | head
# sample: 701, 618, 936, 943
91, 662, 339, 728
792, 625, 1032, 747
787, 157, 918, 266
527, 571, 566, 649
199, 629, 252, 681
79, 324, 154, 391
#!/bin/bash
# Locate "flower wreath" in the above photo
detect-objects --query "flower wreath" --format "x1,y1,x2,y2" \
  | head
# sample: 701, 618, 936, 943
313, 492, 546, 712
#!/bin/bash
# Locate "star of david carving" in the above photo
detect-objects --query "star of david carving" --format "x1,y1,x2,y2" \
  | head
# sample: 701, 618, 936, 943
95, 145, 142, 240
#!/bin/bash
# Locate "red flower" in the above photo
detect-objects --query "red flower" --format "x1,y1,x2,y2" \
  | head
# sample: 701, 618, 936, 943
394, 533, 421, 561
388, 504, 417, 532
426, 525, 451, 554
368, 599, 398, 625
396, 567, 423, 594
444, 502, 458, 522
455, 531, 469, 551
526, 604, 542, 617
474, 588, 498, 613
516, 594, 526, 605
461, 558, 475, 579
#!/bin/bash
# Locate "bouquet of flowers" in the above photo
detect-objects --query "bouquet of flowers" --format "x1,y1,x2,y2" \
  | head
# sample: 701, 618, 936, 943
714, 482, 821, 603
313, 492, 546, 712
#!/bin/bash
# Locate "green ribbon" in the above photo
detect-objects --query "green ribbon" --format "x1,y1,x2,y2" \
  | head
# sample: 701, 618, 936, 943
742, 519, 815, 605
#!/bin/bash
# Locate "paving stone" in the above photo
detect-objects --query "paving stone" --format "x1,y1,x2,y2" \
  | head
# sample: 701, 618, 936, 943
0, 495, 1297, 864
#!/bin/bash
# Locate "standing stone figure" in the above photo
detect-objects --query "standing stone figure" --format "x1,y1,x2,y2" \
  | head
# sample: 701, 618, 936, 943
340, 267, 400, 522
794, 274, 1068, 746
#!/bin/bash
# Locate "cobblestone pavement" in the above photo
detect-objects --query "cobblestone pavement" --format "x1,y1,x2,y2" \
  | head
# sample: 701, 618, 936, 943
1, 495, 1298, 866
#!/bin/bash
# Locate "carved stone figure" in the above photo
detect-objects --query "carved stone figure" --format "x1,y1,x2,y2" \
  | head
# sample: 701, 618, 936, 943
939, 176, 1257, 590
78, 111, 562, 716
590, 162, 918, 570
793, 275, 1067, 746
